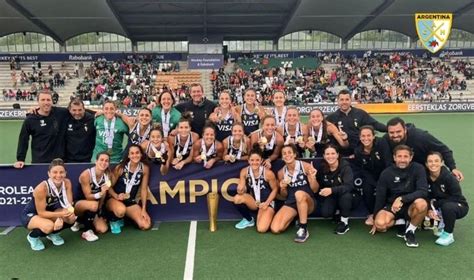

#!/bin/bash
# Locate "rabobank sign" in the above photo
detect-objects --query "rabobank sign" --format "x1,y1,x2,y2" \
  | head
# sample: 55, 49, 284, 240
68, 54, 93, 61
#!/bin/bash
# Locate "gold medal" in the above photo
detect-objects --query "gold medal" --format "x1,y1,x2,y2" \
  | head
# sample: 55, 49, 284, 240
107, 148, 113, 155
260, 136, 268, 145
255, 200, 261, 207
105, 179, 112, 189
176, 153, 183, 161
229, 154, 236, 163
155, 151, 162, 159
123, 193, 130, 199
283, 176, 292, 185
296, 136, 304, 144
200, 152, 207, 161
67, 206, 75, 213
308, 136, 316, 143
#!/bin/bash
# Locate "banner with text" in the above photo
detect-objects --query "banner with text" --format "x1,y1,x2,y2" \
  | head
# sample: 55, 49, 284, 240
187, 54, 224, 69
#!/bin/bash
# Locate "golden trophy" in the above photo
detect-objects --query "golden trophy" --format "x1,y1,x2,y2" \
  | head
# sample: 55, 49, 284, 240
207, 192, 219, 232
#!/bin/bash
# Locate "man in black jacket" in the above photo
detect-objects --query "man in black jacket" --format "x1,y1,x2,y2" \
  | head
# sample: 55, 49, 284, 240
326, 90, 386, 155
65, 98, 96, 162
370, 145, 428, 248
15, 91, 69, 167
382, 117, 463, 181
175, 83, 216, 136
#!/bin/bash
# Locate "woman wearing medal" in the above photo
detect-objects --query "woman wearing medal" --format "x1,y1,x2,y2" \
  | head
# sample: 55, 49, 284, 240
316, 144, 354, 235
276, 107, 308, 158
92, 100, 129, 163
305, 108, 348, 158
74, 152, 113, 241
233, 144, 278, 232
192, 124, 224, 169
353, 125, 390, 226
223, 122, 250, 163
249, 115, 284, 169
270, 144, 318, 243
20, 158, 76, 251
234, 88, 266, 136
269, 90, 287, 128
141, 125, 172, 175
106, 144, 151, 234
168, 114, 200, 170
208, 90, 240, 142
120, 107, 153, 146
151, 90, 181, 139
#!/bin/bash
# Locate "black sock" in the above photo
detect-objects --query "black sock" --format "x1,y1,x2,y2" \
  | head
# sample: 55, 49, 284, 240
105, 210, 119, 222
29, 228, 46, 238
235, 203, 252, 221
52, 222, 72, 234
82, 211, 96, 231
299, 223, 307, 230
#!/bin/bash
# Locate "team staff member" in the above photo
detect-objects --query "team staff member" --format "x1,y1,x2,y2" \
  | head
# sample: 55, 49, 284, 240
382, 117, 464, 181
233, 144, 278, 232
271, 144, 318, 243
370, 145, 428, 248
15, 91, 69, 167
175, 83, 216, 136
353, 125, 391, 225
20, 159, 76, 251
317, 144, 353, 235
426, 152, 469, 246
73, 152, 112, 242
106, 144, 152, 234
65, 98, 96, 162
326, 90, 386, 155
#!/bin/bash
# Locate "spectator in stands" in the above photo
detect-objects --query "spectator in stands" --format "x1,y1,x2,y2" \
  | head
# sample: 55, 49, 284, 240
326, 89, 386, 156
268, 91, 288, 127
20, 158, 76, 251
235, 88, 266, 135
73, 152, 112, 242
425, 152, 469, 246
92, 100, 129, 163
276, 107, 307, 158
233, 144, 278, 231
249, 115, 284, 169
222, 122, 250, 163
192, 124, 223, 169
306, 108, 348, 157
151, 90, 181, 138
382, 117, 464, 181
141, 125, 171, 175
175, 83, 216, 136
168, 114, 200, 170
353, 125, 391, 226
15, 91, 69, 167
106, 144, 152, 234
271, 144, 318, 243
370, 145, 428, 248
208, 90, 240, 141
316, 144, 354, 235
65, 98, 96, 163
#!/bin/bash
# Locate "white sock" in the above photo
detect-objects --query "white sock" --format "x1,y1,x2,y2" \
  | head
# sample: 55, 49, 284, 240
341, 216, 349, 225
406, 223, 417, 233
395, 219, 405, 225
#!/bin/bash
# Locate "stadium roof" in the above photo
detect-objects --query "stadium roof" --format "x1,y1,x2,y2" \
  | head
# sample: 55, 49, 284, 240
1, 0, 473, 44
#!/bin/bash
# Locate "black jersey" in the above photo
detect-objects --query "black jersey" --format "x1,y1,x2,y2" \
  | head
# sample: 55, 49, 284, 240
245, 166, 272, 202
199, 140, 218, 162
24, 179, 68, 214
146, 142, 168, 165
65, 111, 95, 163
374, 162, 428, 215
87, 167, 107, 196
215, 113, 234, 141
283, 122, 305, 157
241, 104, 260, 135
174, 134, 193, 160
428, 166, 468, 208
114, 163, 144, 202
353, 137, 391, 180
129, 122, 151, 146
284, 160, 313, 204
258, 130, 277, 159
316, 159, 354, 195
308, 125, 332, 157
227, 136, 246, 160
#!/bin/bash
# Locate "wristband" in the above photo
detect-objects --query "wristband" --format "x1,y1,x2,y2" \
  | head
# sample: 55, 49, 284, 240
94, 193, 102, 200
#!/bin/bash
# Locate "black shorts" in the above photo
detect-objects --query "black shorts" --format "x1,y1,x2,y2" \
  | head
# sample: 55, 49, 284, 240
123, 199, 138, 207
383, 203, 410, 220
20, 210, 36, 228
